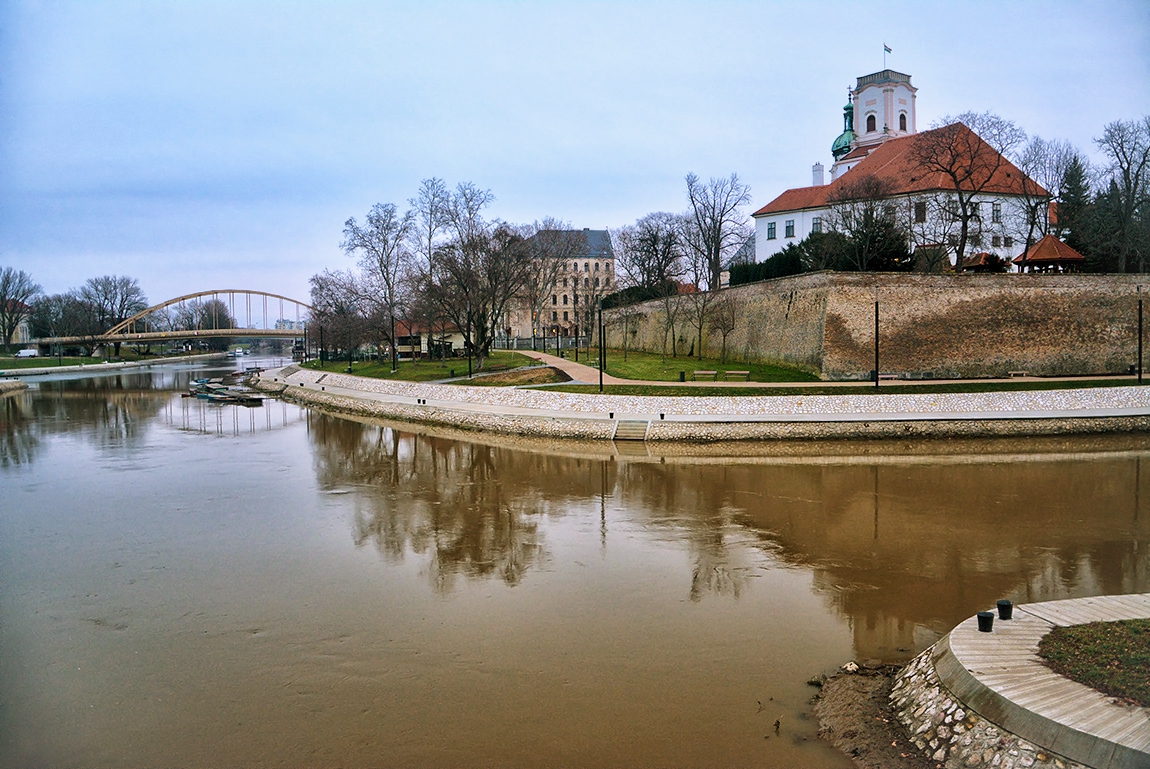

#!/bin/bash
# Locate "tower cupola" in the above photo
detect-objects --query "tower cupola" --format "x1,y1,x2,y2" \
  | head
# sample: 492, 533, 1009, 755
831, 96, 855, 160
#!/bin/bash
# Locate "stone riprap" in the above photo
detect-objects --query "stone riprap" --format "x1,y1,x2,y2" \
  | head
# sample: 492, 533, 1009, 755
255, 366, 1150, 442
603, 272, 1149, 380
891, 595, 1150, 769
891, 650, 1089, 769
0, 379, 27, 395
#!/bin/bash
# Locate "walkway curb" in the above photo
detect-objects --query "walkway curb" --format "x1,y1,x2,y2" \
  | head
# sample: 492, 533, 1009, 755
254, 366, 1150, 443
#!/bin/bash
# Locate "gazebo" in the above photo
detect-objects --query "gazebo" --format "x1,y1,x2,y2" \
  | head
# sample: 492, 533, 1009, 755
1012, 234, 1086, 273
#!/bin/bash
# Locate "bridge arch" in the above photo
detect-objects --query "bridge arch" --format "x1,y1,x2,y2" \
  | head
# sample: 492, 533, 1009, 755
106, 290, 314, 336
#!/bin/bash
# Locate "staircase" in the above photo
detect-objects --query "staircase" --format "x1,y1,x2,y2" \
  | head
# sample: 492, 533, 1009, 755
613, 420, 650, 441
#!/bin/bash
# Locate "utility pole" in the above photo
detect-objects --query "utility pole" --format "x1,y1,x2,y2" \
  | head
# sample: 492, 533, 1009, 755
873, 287, 880, 389
598, 298, 604, 393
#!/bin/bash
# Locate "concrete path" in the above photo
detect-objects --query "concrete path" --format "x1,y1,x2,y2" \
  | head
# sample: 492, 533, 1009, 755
934, 594, 1150, 769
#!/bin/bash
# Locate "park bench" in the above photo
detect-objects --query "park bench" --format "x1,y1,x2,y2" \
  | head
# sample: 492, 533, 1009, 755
692, 370, 718, 381
724, 370, 750, 381
1008, 370, 1030, 378
878, 373, 899, 380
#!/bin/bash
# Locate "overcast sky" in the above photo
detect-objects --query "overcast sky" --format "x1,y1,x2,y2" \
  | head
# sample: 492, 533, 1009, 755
2, 0, 1148, 305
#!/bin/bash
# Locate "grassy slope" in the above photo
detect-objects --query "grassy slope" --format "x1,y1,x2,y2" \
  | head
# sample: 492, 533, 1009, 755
542, 378, 1137, 397
600, 349, 819, 382
1037, 619, 1150, 707
302, 350, 536, 382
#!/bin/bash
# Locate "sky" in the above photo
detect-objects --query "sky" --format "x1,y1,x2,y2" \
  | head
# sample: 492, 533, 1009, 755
2, 0, 1148, 306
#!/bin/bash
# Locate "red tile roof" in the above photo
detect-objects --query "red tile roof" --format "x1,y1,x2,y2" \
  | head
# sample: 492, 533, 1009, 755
753, 123, 1047, 217
1012, 234, 1086, 265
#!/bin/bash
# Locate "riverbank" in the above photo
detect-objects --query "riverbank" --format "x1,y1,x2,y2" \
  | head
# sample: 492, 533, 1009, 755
0, 379, 28, 396
254, 365, 1150, 442
0, 352, 226, 378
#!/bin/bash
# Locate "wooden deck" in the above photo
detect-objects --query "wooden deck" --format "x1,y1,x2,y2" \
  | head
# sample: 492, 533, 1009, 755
933, 594, 1150, 769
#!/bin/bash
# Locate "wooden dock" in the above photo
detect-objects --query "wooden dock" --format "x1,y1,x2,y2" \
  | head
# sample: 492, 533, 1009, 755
934, 594, 1150, 769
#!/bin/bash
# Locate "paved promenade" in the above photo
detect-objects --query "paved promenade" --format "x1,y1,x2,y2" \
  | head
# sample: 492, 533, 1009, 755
256, 363, 1150, 441
924, 594, 1150, 769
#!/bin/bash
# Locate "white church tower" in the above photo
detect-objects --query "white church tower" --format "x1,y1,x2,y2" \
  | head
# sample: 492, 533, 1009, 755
830, 69, 917, 180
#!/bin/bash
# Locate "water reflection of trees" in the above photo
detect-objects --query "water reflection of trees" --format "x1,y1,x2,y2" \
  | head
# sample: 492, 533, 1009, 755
1, 381, 171, 465
307, 416, 1150, 657
308, 414, 618, 593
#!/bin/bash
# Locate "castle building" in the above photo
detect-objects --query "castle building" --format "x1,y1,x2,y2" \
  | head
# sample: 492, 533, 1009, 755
753, 69, 1046, 270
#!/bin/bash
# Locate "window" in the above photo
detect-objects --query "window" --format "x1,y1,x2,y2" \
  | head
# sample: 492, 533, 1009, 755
584, 278, 590, 287
584, 262, 589, 272
970, 202, 981, 219
992, 202, 1002, 223
914, 201, 927, 223
552, 295, 557, 305
992, 235, 1002, 248
562, 294, 568, 305
970, 234, 982, 247
767, 222, 777, 240
563, 311, 568, 321
866, 114, 876, 132
947, 234, 959, 247
562, 278, 567, 288
1004, 236, 1014, 248
811, 217, 822, 234
573, 262, 578, 271
785, 220, 795, 238
899, 113, 907, 131
594, 263, 599, 271
606, 262, 612, 272
552, 311, 557, 321
594, 277, 600, 287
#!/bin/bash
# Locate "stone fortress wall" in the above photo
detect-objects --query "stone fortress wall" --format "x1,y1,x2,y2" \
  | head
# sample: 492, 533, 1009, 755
602, 272, 1147, 380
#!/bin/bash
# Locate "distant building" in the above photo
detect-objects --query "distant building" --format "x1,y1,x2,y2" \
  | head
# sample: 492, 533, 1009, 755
505, 228, 616, 338
753, 69, 1046, 270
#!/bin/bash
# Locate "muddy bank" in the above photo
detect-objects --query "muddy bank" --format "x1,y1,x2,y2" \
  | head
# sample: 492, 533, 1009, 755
813, 665, 939, 769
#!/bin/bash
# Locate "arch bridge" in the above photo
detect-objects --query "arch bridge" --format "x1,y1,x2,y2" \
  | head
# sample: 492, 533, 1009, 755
34, 289, 313, 346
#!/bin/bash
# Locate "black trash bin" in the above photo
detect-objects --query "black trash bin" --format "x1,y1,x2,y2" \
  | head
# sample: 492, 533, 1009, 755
977, 612, 994, 632
996, 600, 1013, 620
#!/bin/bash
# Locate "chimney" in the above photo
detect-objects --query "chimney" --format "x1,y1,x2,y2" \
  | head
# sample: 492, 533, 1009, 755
812, 162, 825, 186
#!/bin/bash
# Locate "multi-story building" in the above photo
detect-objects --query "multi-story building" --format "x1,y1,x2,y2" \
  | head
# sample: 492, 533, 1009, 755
506, 228, 616, 338
753, 69, 1047, 270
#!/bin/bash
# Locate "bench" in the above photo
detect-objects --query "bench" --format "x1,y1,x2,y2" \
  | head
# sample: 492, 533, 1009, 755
692, 370, 718, 381
1008, 370, 1030, 378
878, 373, 899, 380
724, 370, 750, 381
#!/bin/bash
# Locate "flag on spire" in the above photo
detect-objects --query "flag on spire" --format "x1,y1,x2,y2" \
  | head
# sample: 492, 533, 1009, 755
884, 44, 892, 53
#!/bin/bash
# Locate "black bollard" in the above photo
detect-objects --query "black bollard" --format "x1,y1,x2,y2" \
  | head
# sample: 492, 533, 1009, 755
997, 600, 1013, 620
977, 612, 994, 633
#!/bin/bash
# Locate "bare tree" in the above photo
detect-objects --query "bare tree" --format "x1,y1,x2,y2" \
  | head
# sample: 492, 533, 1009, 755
1095, 116, 1150, 272
310, 269, 367, 363
78, 275, 148, 354
613, 212, 687, 289
658, 288, 684, 362
683, 173, 753, 290
682, 244, 715, 358
710, 293, 738, 363
825, 175, 911, 271
909, 113, 1028, 270
0, 267, 42, 348
1012, 136, 1075, 256
342, 202, 416, 371
409, 178, 451, 270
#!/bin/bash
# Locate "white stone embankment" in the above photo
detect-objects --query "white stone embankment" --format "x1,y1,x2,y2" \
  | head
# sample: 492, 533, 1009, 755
254, 366, 1150, 442
0, 379, 28, 396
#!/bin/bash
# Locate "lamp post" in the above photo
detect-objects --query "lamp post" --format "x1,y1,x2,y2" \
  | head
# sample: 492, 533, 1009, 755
1139, 286, 1144, 384
598, 298, 604, 393
873, 286, 880, 389
390, 312, 398, 374
574, 322, 579, 362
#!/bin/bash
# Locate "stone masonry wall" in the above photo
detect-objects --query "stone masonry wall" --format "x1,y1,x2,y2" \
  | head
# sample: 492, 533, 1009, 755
603, 272, 1146, 380
891, 647, 1086, 769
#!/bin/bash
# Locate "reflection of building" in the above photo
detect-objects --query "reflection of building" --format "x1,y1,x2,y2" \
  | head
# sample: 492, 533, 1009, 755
506, 229, 616, 338
753, 68, 1046, 270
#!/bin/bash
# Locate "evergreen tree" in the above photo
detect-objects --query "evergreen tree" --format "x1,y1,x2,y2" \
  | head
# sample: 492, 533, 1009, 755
1058, 156, 1093, 256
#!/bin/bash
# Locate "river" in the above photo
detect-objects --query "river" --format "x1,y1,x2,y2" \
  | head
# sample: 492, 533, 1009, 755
1, 358, 1147, 768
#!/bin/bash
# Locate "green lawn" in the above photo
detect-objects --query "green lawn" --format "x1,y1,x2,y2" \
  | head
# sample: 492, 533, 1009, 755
541, 378, 1138, 397
1037, 619, 1150, 707
599, 349, 819, 383
302, 350, 536, 382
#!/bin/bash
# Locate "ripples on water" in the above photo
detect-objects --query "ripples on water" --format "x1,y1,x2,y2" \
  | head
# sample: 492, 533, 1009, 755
1, 359, 1147, 767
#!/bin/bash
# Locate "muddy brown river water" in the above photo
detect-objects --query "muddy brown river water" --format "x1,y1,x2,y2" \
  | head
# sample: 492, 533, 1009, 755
1, 359, 1148, 768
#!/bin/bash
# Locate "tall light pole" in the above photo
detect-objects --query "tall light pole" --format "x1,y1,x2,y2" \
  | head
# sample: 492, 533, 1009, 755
1139, 285, 1144, 384
598, 298, 604, 393
873, 286, 880, 389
